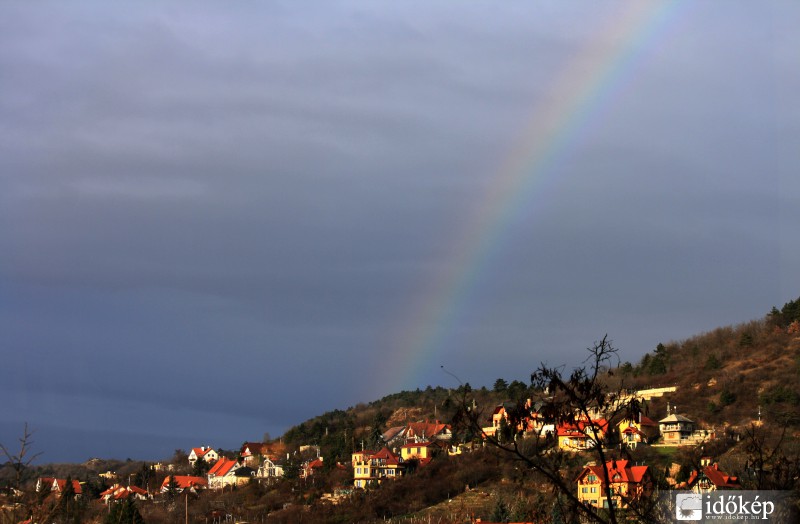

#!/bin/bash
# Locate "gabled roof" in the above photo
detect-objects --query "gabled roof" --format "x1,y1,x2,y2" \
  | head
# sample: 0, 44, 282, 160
53, 479, 82, 495
208, 458, 238, 477
240, 442, 268, 457
382, 426, 406, 442
557, 419, 608, 438
190, 447, 215, 458
659, 414, 694, 424
577, 460, 649, 485
371, 447, 401, 465
405, 421, 451, 439
161, 475, 208, 490
688, 463, 741, 489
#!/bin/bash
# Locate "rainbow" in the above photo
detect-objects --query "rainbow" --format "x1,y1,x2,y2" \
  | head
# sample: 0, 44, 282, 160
380, 1, 685, 394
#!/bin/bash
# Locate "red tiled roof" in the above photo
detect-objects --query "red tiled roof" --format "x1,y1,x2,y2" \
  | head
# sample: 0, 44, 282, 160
190, 447, 212, 458
161, 475, 208, 490
405, 421, 451, 439
371, 447, 401, 465
577, 460, 649, 485
557, 419, 607, 438
240, 442, 267, 457
208, 458, 238, 477
53, 479, 82, 495
688, 463, 741, 489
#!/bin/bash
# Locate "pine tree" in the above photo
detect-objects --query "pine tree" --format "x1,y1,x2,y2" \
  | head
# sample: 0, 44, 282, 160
106, 498, 144, 524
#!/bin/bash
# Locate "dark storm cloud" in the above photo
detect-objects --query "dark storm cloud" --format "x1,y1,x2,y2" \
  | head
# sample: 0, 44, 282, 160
1, 1, 799, 462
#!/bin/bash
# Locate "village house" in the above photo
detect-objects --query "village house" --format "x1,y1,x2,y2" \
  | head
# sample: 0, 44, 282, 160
382, 420, 453, 449
188, 446, 219, 465
35, 478, 82, 498
239, 442, 269, 468
482, 400, 554, 440
160, 475, 208, 494
399, 440, 446, 465
302, 457, 325, 479
658, 413, 715, 445
557, 419, 609, 451
685, 457, 741, 493
352, 448, 404, 489
576, 460, 652, 509
207, 458, 254, 489
99, 484, 150, 503
256, 455, 286, 481
617, 414, 659, 448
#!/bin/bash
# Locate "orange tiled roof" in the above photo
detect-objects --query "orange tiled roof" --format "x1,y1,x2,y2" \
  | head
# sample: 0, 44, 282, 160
371, 447, 401, 465
557, 419, 608, 437
53, 479, 82, 495
578, 459, 649, 485
208, 458, 238, 477
161, 475, 208, 490
405, 420, 451, 439
688, 463, 741, 489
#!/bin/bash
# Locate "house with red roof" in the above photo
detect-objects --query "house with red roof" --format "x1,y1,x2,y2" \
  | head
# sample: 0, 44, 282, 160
685, 458, 741, 493
239, 442, 268, 467
207, 458, 253, 489
188, 446, 219, 465
352, 447, 404, 488
160, 475, 208, 493
557, 419, 609, 451
302, 457, 325, 479
404, 420, 452, 443
36, 477, 82, 498
99, 484, 150, 503
576, 459, 652, 509
617, 414, 659, 448
399, 440, 446, 464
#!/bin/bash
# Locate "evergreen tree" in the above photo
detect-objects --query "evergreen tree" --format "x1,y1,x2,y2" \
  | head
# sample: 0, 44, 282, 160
493, 378, 508, 393
105, 498, 145, 524
164, 475, 180, 502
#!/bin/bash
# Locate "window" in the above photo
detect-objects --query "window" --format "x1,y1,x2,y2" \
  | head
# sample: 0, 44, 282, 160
582, 487, 588, 493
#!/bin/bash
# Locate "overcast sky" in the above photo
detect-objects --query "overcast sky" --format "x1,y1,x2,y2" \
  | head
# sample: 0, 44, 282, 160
2, 1, 799, 463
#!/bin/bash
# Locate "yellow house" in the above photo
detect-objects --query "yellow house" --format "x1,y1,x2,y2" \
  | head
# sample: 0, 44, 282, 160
576, 460, 651, 509
351, 448, 403, 489
617, 415, 659, 447
557, 419, 608, 451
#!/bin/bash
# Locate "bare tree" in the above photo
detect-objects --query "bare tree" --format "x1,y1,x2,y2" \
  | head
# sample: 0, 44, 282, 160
453, 336, 660, 524
0, 423, 43, 524
0, 422, 42, 490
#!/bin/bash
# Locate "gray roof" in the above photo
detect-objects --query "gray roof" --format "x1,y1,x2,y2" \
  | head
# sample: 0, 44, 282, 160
658, 414, 694, 423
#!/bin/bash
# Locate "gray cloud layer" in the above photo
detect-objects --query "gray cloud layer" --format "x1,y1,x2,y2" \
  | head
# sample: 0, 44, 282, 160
2, 1, 799, 462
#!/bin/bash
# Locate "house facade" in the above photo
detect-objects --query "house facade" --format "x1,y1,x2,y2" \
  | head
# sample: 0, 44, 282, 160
188, 446, 219, 464
576, 460, 652, 509
687, 458, 741, 493
557, 419, 608, 451
352, 448, 403, 488
256, 455, 286, 481
160, 475, 208, 493
618, 415, 659, 448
